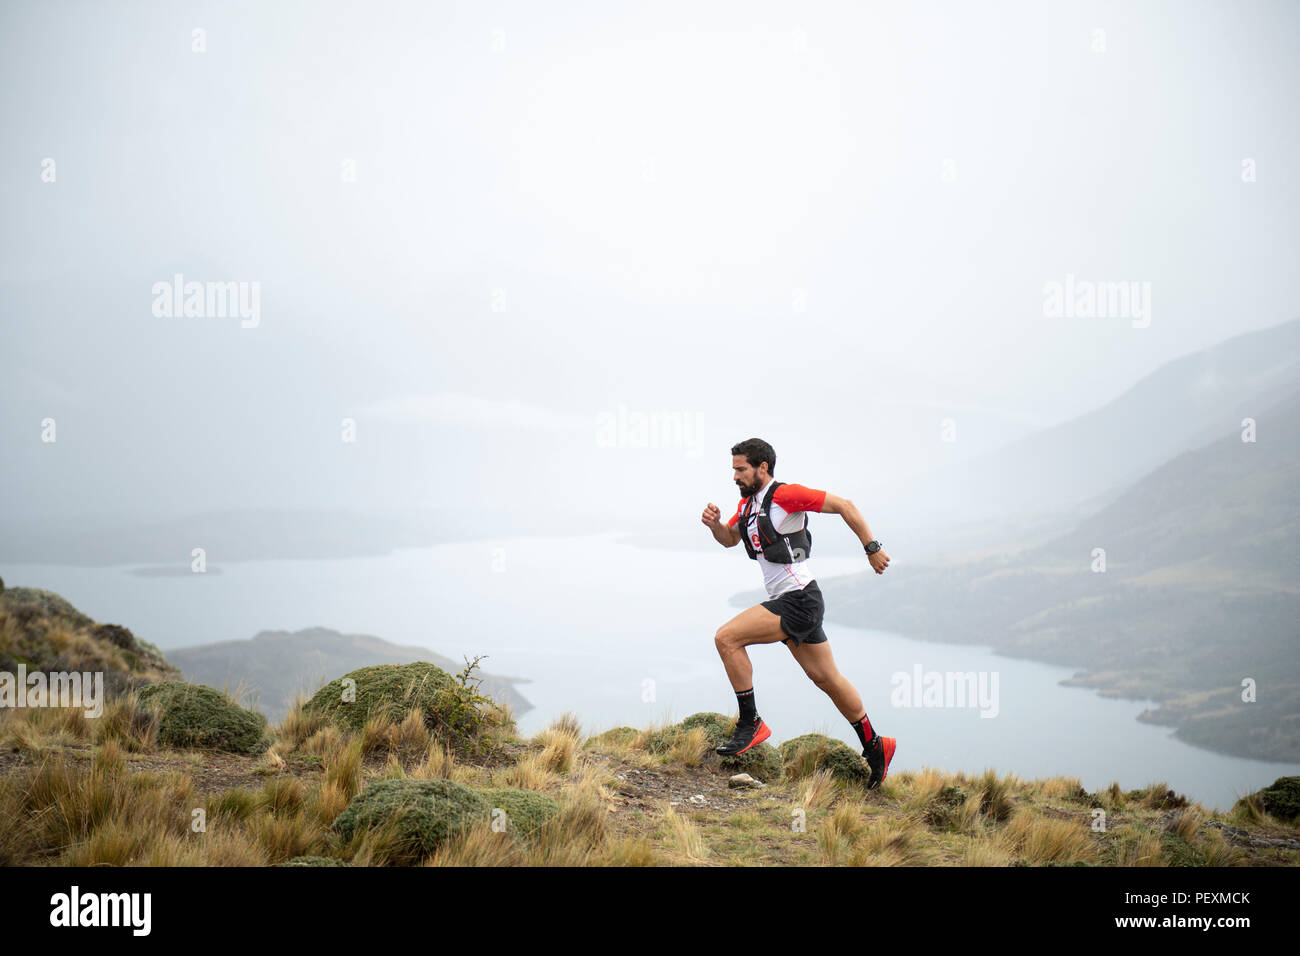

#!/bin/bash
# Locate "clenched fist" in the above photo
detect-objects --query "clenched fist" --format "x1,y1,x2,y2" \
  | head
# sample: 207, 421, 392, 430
701, 502, 723, 528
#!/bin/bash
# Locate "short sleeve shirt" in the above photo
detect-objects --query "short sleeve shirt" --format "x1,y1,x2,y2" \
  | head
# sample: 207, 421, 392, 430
729, 479, 828, 597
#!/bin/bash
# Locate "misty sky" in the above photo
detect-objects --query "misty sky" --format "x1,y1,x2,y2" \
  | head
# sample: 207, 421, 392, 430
3, 0, 1298, 534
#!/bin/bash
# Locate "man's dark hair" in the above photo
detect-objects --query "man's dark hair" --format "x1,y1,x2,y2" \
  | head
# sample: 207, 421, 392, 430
731, 438, 776, 476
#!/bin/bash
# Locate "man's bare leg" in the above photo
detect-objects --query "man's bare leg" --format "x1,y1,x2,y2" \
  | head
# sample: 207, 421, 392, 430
788, 630, 897, 788
714, 604, 788, 691
787, 640, 866, 722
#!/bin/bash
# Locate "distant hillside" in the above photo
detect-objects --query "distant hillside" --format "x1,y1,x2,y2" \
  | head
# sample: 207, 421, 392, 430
0, 580, 180, 695
909, 317, 1300, 525
167, 626, 533, 722
807, 385, 1300, 762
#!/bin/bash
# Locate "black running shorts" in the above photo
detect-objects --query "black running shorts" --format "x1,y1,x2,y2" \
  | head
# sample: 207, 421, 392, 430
761, 580, 828, 646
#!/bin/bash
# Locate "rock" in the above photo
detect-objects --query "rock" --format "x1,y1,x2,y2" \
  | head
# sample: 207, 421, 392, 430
688, 793, 707, 804
728, 773, 766, 789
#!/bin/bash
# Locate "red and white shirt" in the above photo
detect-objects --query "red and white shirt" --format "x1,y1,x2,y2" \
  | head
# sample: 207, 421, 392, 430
728, 478, 828, 598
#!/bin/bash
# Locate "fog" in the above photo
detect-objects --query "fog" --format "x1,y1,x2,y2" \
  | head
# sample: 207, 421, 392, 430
3, 0, 1298, 548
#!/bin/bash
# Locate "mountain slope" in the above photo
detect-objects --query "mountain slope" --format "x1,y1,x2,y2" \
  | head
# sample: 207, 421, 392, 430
907, 317, 1300, 526
817, 385, 1300, 761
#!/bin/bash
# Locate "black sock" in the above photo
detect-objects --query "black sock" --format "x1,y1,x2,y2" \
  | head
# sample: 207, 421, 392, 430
850, 711, 875, 749
736, 687, 758, 724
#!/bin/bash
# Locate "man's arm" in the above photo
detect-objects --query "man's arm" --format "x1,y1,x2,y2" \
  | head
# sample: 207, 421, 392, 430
702, 502, 742, 547
821, 492, 890, 573
819, 492, 875, 547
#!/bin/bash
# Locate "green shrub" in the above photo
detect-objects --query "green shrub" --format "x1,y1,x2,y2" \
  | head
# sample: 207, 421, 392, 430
643, 711, 732, 753
333, 778, 491, 864
779, 733, 871, 787
680, 712, 731, 746
137, 682, 269, 754
1244, 776, 1300, 824
480, 787, 560, 839
303, 660, 500, 750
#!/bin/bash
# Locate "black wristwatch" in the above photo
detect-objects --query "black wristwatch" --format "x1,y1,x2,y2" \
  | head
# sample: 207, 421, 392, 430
864, 540, 882, 555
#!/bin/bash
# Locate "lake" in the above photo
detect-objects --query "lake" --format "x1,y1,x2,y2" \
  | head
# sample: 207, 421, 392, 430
4, 530, 1296, 812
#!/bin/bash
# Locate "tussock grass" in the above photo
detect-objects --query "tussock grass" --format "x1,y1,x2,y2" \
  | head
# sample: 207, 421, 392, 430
998, 808, 1098, 864
848, 814, 932, 866
1112, 827, 1164, 866
275, 696, 327, 752
532, 715, 583, 774
795, 769, 839, 813
667, 727, 709, 768
0, 703, 1287, 868
961, 839, 1015, 866
657, 801, 709, 863
817, 801, 867, 864
599, 835, 657, 866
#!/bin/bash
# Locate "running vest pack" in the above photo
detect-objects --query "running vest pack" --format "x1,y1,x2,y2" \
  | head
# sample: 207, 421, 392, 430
738, 480, 813, 564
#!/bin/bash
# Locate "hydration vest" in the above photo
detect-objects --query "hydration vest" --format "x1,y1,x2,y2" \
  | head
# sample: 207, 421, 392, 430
738, 480, 813, 564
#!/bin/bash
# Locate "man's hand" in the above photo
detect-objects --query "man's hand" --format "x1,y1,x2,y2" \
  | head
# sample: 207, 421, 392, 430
868, 549, 890, 574
703, 503, 739, 547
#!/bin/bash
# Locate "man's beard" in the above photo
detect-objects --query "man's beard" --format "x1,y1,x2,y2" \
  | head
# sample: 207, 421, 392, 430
737, 478, 761, 497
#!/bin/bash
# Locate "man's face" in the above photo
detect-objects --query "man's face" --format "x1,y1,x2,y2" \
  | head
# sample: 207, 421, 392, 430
732, 455, 769, 497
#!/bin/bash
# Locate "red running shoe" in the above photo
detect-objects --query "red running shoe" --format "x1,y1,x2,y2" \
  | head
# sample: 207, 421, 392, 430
864, 735, 896, 789
716, 717, 772, 756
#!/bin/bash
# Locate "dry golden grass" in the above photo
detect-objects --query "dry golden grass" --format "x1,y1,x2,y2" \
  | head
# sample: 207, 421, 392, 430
817, 801, 868, 864
493, 749, 558, 791
275, 697, 326, 752
598, 835, 658, 866
795, 769, 839, 813
902, 766, 949, 805
667, 726, 709, 768
411, 738, 456, 780
0, 696, 1287, 869
960, 838, 1015, 866
1169, 806, 1207, 841
323, 736, 365, 801
1112, 827, 1164, 866
1037, 775, 1087, 801
531, 715, 583, 774
848, 814, 931, 866
657, 800, 709, 863
1199, 827, 1245, 866
997, 807, 1098, 864
46, 625, 128, 675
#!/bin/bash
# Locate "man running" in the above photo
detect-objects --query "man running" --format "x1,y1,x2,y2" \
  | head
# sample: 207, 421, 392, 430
700, 437, 897, 788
